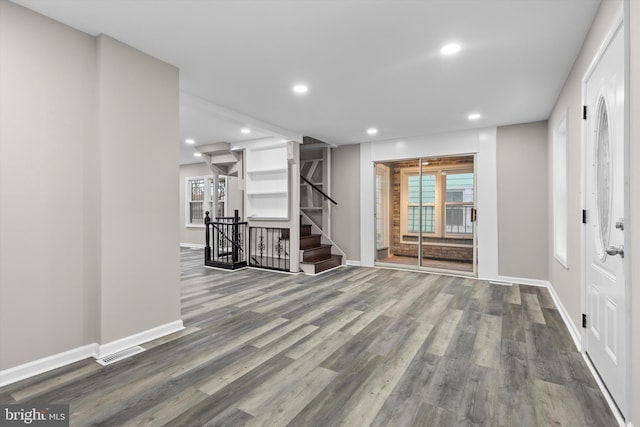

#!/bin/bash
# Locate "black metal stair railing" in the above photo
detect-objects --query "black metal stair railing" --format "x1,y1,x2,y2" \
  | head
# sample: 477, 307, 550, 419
248, 227, 290, 272
204, 209, 247, 270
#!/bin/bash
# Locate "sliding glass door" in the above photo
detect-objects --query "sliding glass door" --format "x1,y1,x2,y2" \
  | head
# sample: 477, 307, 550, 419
374, 155, 477, 275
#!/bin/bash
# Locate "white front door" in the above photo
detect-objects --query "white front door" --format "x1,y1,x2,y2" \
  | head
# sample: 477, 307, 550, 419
584, 19, 627, 416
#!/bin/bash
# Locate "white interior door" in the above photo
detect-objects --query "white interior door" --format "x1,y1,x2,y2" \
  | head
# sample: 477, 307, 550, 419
584, 20, 627, 416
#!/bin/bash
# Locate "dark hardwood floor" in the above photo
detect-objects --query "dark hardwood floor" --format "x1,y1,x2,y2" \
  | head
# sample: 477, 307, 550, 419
0, 247, 618, 426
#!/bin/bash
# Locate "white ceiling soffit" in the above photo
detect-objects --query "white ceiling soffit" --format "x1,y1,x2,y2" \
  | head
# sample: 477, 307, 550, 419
13, 0, 601, 152
179, 92, 302, 164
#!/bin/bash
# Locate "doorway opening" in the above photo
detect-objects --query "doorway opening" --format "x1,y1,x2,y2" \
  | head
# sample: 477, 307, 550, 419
374, 155, 477, 275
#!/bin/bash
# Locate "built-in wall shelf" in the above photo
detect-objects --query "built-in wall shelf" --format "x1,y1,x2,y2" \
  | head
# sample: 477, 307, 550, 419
247, 190, 288, 196
248, 167, 288, 175
245, 144, 289, 219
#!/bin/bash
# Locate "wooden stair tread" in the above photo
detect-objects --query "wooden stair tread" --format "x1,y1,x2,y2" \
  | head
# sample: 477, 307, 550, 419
300, 254, 342, 265
300, 233, 321, 239
299, 221, 341, 273
301, 243, 332, 252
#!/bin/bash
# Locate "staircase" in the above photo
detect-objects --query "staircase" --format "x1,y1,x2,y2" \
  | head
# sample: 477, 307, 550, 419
196, 142, 242, 177
299, 222, 342, 274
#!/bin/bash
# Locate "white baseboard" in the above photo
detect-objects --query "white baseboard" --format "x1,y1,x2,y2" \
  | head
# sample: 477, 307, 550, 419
502, 276, 625, 425
0, 344, 96, 388
0, 320, 184, 388
95, 320, 184, 358
346, 260, 361, 266
496, 275, 583, 351
581, 352, 626, 427
495, 275, 551, 288
546, 281, 583, 352
180, 243, 205, 249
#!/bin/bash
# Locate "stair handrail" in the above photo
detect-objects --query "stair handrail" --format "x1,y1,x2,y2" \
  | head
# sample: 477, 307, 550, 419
300, 175, 337, 205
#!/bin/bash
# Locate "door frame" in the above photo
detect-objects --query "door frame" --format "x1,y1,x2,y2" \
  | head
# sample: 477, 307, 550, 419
580, 7, 630, 417
372, 155, 478, 277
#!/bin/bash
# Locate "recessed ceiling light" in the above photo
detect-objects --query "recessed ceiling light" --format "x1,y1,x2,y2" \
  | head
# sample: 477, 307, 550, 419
293, 84, 308, 94
468, 113, 481, 120
441, 43, 461, 55
241, 128, 251, 134
422, 161, 430, 165
185, 138, 195, 144
367, 128, 378, 135
194, 152, 202, 157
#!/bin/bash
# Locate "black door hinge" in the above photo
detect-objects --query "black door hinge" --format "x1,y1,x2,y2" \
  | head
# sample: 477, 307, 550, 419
583, 105, 588, 120
582, 313, 587, 328
582, 209, 587, 224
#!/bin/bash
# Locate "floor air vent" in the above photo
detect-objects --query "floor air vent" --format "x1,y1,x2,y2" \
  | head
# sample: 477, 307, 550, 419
95, 346, 145, 366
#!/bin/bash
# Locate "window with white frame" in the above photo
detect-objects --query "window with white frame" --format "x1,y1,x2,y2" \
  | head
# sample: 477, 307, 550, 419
185, 176, 227, 226
444, 172, 474, 235
401, 167, 474, 239
406, 173, 436, 234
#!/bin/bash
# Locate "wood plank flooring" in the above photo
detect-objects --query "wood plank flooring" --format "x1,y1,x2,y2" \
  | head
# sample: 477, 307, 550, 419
0, 248, 618, 426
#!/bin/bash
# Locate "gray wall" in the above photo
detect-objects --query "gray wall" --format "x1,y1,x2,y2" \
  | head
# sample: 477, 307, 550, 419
0, 1, 181, 369
0, 0, 96, 368
548, 0, 640, 421
96, 35, 181, 343
547, 0, 621, 332
330, 144, 361, 261
496, 121, 549, 280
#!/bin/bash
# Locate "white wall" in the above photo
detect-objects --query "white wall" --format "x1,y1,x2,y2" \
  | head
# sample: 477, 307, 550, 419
359, 128, 499, 281
0, 1, 181, 375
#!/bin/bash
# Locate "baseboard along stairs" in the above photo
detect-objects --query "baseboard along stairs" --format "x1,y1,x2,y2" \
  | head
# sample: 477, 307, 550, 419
299, 222, 342, 274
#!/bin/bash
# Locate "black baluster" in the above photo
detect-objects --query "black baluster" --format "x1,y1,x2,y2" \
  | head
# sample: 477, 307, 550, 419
232, 209, 239, 264
204, 211, 211, 262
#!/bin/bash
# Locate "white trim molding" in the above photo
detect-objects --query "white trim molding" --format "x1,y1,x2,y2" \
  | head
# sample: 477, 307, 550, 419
95, 320, 184, 359
346, 260, 361, 266
496, 275, 583, 350
581, 352, 627, 427
498, 276, 626, 425
546, 281, 583, 352
495, 275, 551, 288
0, 320, 184, 387
0, 344, 96, 388
180, 243, 205, 249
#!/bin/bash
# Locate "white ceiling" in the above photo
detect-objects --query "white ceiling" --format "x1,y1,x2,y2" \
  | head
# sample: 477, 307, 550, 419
13, 0, 601, 164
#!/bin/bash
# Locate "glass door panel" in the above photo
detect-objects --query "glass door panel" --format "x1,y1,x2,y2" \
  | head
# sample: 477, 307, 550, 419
374, 156, 476, 275
444, 172, 474, 236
